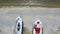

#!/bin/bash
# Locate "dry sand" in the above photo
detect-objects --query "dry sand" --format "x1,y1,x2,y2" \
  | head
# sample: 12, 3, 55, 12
0, 7, 60, 34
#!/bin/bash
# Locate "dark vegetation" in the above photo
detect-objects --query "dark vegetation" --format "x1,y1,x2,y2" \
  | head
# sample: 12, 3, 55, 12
0, 0, 60, 7
0, 0, 60, 4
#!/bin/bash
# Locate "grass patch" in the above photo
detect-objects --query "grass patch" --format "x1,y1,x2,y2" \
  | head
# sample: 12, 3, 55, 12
23, 27, 31, 34
0, 27, 2, 34
0, 28, 2, 33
